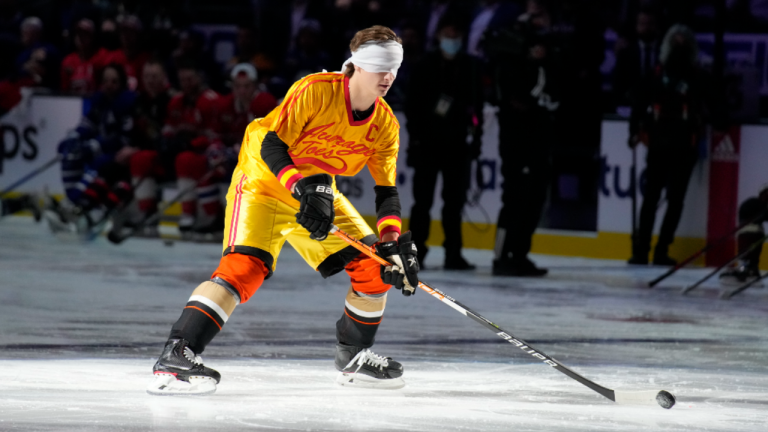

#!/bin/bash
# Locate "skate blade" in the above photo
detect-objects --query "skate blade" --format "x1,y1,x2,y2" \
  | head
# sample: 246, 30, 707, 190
146, 374, 217, 396
335, 372, 405, 390
43, 210, 76, 234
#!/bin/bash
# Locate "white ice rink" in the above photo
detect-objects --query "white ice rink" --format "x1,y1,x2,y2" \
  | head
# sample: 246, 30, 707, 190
1, 216, 767, 431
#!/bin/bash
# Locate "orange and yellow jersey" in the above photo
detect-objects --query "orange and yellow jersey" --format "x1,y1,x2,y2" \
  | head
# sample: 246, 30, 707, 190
233, 72, 402, 235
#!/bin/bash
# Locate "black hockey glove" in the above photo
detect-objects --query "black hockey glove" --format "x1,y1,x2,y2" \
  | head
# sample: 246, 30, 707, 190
375, 231, 420, 296
292, 173, 335, 241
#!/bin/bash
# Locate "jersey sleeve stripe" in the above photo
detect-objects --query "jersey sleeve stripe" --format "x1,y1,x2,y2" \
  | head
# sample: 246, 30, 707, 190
377, 216, 402, 236
277, 165, 303, 189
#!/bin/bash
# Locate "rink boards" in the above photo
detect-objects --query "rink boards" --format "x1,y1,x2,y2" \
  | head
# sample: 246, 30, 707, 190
2, 96, 767, 266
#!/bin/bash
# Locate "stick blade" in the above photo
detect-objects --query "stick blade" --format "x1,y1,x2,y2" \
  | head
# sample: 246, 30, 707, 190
613, 390, 676, 409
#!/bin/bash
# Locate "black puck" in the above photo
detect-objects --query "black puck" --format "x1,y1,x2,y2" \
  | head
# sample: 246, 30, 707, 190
656, 390, 676, 409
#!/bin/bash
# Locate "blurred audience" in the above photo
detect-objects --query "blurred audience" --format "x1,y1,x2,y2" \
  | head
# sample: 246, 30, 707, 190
60, 18, 119, 94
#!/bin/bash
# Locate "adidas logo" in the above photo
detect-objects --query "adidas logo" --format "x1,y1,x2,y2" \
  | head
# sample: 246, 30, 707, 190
712, 135, 739, 162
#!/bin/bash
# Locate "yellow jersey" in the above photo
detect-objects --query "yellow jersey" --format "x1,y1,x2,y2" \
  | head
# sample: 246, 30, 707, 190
235, 72, 400, 206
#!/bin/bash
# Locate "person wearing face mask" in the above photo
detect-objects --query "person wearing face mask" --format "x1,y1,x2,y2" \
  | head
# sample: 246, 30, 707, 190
486, 0, 560, 277
405, 18, 483, 270
627, 24, 722, 266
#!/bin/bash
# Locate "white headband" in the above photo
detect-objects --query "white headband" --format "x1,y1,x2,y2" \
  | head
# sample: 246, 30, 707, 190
341, 40, 403, 77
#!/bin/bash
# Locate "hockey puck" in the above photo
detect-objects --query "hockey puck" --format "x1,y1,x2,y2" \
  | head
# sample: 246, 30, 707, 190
164, 239, 175, 247
656, 390, 676, 409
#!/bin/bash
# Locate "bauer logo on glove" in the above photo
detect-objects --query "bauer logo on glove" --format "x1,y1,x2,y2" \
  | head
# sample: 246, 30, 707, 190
375, 231, 420, 296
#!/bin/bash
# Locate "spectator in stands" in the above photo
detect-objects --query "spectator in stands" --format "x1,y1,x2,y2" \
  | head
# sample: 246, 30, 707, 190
60, 19, 118, 94
467, 0, 520, 58
113, 14, 150, 91
15, 16, 60, 89
488, 0, 560, 277
282, 19, 331, 82
167, 30, 221, 92
126, 60, 174, 219
162, 61, 223, 237
51, 63, 137, 231
216, 63, 277, 148
627, 25, 719, 266
0, 16, 59, 114
405, 18, 484, 270
613, 8, 662, 109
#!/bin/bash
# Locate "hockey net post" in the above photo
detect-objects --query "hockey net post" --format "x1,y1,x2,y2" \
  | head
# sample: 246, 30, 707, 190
329, 225, 676, 409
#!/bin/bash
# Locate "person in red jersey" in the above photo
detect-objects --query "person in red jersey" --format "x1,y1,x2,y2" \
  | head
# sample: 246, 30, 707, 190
60, 19, 124, 94
162, 61, 222, 236
215, 63, 277, 148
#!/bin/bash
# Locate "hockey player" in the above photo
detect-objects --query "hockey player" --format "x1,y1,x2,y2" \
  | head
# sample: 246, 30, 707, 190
48, 63, 136, 234
147, 26, 419, 395
719, 185, 768, 285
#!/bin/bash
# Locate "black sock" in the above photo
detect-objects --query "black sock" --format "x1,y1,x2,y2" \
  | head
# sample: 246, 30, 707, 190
168, 301, 225, 354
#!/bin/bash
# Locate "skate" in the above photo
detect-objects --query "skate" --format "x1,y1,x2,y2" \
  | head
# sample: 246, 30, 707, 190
444, 254, 476, 271
719, 265, 763, 287
334, 343, 405, 389
492, 257, 548, 277
42, 198, 107, 241
147, 338, 221, 396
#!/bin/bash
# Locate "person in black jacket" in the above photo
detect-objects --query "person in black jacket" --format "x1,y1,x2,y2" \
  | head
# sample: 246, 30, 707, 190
628, 24, 718, 266
488, 0, 560, 277
405, 18, 483, 270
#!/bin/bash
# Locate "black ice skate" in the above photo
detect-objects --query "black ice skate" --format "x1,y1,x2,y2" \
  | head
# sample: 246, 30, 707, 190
147, 338, 221, 396
719, 265, 763, 287
334, 343, 405, 389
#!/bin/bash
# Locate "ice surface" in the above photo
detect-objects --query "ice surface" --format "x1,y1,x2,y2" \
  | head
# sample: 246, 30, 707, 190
1, 216, 767, 431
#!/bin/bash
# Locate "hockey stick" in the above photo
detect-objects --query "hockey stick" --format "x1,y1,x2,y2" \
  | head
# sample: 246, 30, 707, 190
0, 155, 62, 197
107, 170, 217, 244
648, 210, 767, 287
631, 144, 637, 240
330, 225, 677, 409
681, 234, 768, 295
720, 270, 768, 300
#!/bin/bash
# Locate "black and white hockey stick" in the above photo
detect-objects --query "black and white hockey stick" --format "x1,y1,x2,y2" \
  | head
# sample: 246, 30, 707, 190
681, 234, 768, 295
0, 155, 61, 197
107, 170, 218, 244
649, 210, 768, 288
720, 270, 768, 300
330, 225, 677, 409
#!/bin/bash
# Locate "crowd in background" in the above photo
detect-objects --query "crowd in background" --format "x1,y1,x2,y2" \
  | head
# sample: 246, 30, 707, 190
0, 0, 761, 275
